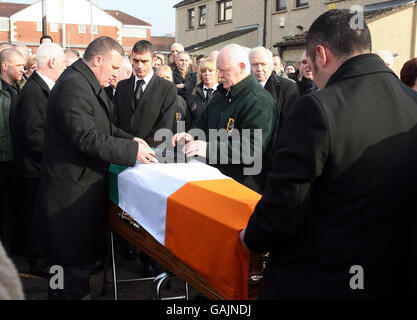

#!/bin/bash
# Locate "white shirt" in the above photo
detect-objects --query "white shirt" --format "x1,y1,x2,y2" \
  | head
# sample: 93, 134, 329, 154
36, 71, 55, 91
203, 82, 219, 98
260, 80, 267, 88
134, 70, 154, 93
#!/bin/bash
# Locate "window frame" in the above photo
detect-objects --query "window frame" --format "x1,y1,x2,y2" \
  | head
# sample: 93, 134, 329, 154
276, 0, 287, 11
217, 0, 232, 23
188, 8, 195, 30
295, 0, 308, 8
78, 24, 87, 34
199, 5, 207, 27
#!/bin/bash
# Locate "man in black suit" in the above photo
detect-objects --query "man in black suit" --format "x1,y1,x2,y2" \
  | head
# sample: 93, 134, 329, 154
12, 43, 66, 263
249, 46, 299, 140
28, 37, 157, 300
113, 40, 177, 148
241, 10, 417, 299
173, 51, 197, 101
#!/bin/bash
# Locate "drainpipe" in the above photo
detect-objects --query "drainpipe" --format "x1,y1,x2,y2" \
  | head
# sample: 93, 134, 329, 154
263, 0, 267, 47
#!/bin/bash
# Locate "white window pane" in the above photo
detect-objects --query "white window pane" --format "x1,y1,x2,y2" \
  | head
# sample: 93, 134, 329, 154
50, 23, 58, 33
0, 20, 9, 32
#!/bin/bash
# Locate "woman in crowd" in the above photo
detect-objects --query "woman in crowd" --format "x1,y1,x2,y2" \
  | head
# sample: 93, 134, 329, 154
400, 57, 417, 92
186, 58, 219, 127
25, 54, 37, 77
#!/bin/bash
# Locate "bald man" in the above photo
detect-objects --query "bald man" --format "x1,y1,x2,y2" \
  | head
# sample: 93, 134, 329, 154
173, 44, 277, 193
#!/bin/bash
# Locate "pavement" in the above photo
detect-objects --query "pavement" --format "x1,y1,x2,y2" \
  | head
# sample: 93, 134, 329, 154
9, 250, 206, 301
2, 218, 205, 301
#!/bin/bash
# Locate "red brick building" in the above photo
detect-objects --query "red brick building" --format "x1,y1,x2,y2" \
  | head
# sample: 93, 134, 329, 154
0, 0, 152, 54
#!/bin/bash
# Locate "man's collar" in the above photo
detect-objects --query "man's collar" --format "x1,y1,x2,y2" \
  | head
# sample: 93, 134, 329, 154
36, 70, 55, 90
135, 69, 154, 86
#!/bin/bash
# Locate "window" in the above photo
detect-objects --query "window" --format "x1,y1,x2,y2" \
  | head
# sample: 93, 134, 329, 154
78, 24, 87, 34
276, 0, 287, 11
188, 8, 195, 29
50, 23, 59, 33
92, 25, 99, 35
199, 5, 206, 27
218, 1, 232, 23
121, 27, 147, 38
36, 21, 42, 32
0, 19, 9, 32
295, 0, 308, 8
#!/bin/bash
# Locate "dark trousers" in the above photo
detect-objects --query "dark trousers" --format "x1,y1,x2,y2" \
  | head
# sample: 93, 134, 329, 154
10, 176, 39, 256
0, 161, 13, 242
48, 263, 92, 300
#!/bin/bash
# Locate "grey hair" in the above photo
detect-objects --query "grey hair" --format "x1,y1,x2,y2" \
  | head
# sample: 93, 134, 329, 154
249, 46, 274, 67
36, 43, 65, 69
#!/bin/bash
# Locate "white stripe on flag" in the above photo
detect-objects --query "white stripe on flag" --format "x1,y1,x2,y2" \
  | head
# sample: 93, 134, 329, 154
117, 161, 230, 245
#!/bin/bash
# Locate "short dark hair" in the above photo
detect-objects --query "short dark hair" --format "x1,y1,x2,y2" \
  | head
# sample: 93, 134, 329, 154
400, 58, 417, 88
84, 36, 125, 62
306, 9, 372, 61
197, 54, 207, 61
132, 40, 154, 58
40, 35, 53, 44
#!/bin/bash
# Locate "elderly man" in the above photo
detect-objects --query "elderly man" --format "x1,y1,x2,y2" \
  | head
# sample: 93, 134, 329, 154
249, 46, 299, 138
12, 43, 66, 263
29, 37, 156, 300
105, 57, 132, 101
173, 50, 197, 101
172, 44, 277, 193
169, 42, 184, 70
241, 10, 417, 300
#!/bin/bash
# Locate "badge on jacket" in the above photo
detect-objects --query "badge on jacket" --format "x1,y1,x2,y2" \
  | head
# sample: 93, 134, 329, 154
226, 118, 235, 133
176, 113, 182, 122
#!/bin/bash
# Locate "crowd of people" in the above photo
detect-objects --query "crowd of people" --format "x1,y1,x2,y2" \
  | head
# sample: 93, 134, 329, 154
0, 9, 417, 300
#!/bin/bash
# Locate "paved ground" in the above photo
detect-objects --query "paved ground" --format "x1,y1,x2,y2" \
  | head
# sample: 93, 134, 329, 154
10, 251, 205, 300
2, 217, 205, 301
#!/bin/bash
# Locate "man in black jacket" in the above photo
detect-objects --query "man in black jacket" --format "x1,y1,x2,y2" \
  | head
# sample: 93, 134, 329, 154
28, 37, 156, 300
241, 10, 417, 299
12, 43, 66, 261
249, 46, 299, 140
173, 51, 197, 101
113, 40, 177, 148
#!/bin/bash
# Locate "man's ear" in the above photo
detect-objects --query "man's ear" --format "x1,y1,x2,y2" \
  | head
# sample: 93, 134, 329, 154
316, 45, 328, 68
1, 61, 7, 71
49, 57, 56, 69
93, 55, 102, 67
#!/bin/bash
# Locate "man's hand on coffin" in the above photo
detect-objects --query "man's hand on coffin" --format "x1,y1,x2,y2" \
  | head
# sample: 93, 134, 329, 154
172, 132, 193, 147
134, 138, 158, 164
182, 140, 207, 158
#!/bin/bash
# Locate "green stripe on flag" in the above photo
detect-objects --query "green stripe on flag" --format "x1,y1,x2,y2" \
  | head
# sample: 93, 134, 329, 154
108, 164, 129, 205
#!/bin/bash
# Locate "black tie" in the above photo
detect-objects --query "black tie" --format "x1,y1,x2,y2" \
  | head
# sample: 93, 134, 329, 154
205, 88, 213, 102
133, 79, 145, 110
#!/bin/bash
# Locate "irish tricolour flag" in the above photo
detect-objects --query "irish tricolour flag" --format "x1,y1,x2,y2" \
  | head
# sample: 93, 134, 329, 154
108, 161, 261, 300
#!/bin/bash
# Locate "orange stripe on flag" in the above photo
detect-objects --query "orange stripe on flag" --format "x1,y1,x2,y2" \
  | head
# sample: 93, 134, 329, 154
165, 179, 261, 300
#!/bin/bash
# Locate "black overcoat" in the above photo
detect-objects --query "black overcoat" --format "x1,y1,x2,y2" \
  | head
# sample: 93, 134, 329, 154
29, 59, 138, 265
244, 54, 417, 299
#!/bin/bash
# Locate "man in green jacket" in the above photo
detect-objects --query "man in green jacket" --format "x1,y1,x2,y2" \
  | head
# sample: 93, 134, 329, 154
172, 44, 277, 193
0, 48, 25, 241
